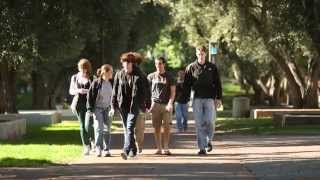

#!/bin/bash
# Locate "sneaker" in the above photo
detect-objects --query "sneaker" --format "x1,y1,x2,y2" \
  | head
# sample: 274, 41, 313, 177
83, 146, 90, 156
154, 150, 162, 155
96, 148, 102, 157
91, 141, 96, 153
163, 150, 172, 155
128, 151, 136, 158
138, 148, 143, 154
198, 149, 207, 156
207, 142, 213, 152
104, 150, 111, 157
120, 152, 127, 160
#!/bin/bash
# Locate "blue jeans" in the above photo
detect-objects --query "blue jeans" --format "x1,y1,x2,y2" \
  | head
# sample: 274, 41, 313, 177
119, 109, 138, 155
192, 98, 216, 150
93, 107, 112, 151
175, 103, 188, 131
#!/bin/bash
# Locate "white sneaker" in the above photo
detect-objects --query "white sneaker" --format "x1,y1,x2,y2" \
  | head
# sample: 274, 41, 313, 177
96, 148, 102, 157
91, 141, 96, 152
104, 150, 111, 157
83, 146, 90, 156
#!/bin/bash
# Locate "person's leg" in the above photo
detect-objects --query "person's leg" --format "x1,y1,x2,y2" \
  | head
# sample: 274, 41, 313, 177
175, 103, 183, 132
103, 108, 112, 156
151, 103, 162, 154
76, 107, 90, 155
85, 111, 95, 150
163, 106, 172, 154
192, 99, 207, 152
135, 112, 145, 153
204, 99, 215, 151
181, 103, 189, 131
93, 108, 104, 156
126, 112, 138, 156
119, 109, 129, 155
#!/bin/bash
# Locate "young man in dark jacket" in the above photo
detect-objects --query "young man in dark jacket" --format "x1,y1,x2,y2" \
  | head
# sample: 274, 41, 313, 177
111, 52, 151, 159
182, 45, 222, 155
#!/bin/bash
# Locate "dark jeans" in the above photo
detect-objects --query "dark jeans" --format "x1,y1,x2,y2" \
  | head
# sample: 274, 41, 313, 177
119, 108, 138, 155
75, 105, 94, 147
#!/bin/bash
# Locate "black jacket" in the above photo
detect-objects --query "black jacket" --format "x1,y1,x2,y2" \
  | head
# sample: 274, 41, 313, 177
86, 77, 113, 112
112, 65, 151, 114
182, 61, 222, 101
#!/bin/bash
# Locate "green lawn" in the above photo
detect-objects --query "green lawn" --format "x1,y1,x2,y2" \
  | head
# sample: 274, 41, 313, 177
0, 121, 82, 167
216, 117, 320, 135
222, 82, 249, 110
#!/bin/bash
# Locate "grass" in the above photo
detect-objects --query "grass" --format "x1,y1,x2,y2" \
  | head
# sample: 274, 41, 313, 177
222, 82, 249, 110
0, 121, 82, 167
216, 117, 320, 135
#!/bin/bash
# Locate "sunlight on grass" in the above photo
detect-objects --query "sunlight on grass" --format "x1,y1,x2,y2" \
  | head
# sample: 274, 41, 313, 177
0, 121, 82, 167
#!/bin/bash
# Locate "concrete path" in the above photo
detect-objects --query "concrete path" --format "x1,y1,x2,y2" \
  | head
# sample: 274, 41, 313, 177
1, 120, 320, 179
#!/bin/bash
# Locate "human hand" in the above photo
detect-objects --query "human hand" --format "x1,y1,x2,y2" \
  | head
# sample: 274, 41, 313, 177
78, 88, 89, 94
147, 102, 155, 113
165, 103, 173, 112
215, 99, 222, 109
108, 108, 115, 117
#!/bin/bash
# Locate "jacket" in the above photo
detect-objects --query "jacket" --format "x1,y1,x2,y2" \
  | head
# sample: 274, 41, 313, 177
87, 77, 113, 112
112, 65, 151, 114
182, 61, 222, 101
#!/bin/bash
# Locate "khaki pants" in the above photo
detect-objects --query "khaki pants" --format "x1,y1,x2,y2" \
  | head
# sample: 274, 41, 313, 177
135, 112, 145, 149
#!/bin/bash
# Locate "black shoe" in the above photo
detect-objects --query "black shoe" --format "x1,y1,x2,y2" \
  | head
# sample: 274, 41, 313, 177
120, 152, 127, 160
198, 149, 207, 155
207, 142, 213, 152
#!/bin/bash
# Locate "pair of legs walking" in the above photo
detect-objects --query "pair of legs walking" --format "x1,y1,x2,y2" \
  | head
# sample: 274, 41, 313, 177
75, 106, 94, 155
93, 107, 112, 157
151, 103, 172, 155
192, 98, 216, 155
175, 103, 188, 132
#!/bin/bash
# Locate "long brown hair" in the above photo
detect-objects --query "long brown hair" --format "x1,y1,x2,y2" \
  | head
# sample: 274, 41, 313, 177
96, 64, 113, 78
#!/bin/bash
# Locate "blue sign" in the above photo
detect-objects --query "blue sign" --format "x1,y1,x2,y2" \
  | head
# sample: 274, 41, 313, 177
210, 47, 217, 55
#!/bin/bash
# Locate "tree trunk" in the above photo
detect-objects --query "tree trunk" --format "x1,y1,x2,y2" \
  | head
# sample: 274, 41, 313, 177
303, 58, 320, 107
31, 70, 47, 109
0, 59, 18, 113
6, 65, 17, 113
0, 61, 6, 113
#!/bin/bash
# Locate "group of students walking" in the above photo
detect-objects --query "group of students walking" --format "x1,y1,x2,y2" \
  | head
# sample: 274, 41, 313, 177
69, 45, 222, 159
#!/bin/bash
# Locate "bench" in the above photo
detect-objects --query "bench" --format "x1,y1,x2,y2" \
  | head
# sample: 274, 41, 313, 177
0, 115, 26, 140
273, 113, 320, 128
18, 110, 62, 126
250, 108, 320, 119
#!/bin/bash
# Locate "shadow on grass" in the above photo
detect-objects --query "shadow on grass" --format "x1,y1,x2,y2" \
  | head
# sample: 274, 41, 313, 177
0, 157, 57, 167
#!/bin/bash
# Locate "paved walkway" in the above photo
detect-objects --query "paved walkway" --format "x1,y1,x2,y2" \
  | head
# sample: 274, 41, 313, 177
1, 120, 320, 179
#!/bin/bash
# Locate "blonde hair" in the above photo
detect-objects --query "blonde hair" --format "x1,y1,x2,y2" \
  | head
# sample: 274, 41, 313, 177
96, 64, 113, 77
78, 58, 92, 76
196, 45, 207, 52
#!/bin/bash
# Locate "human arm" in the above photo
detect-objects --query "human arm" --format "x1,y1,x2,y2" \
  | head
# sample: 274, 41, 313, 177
166, 85, 176, 112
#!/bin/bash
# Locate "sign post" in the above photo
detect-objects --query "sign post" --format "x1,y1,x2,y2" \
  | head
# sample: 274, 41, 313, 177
209, 42, 218, 64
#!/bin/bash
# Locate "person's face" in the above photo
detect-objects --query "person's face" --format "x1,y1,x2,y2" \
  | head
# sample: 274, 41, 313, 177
78, 67, 88, 76
102, 68, 113, 80
122, 61, 133, 73
178, 70, 185, 78
155, 59, 165, 73
196, 49, 206, 62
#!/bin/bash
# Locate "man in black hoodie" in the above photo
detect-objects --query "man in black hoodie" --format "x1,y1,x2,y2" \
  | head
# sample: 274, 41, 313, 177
182, 45, 222, 155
